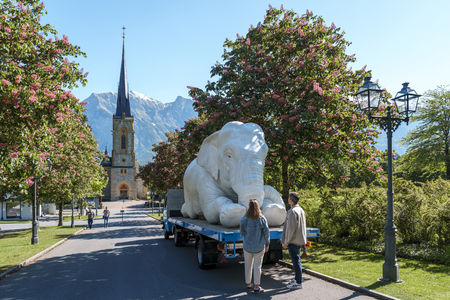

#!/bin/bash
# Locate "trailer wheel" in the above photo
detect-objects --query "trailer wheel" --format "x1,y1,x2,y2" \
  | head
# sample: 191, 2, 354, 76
173, 226, 185, 247
197, 239, 216, 270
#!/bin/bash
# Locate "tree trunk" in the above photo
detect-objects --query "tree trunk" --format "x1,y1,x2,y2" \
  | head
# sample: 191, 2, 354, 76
446, 144, 450, 180
281, 160, 290, 206
58, 201, 63, 226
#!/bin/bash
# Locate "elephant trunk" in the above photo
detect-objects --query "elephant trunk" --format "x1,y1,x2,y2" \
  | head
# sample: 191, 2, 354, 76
232, 159, 265, 208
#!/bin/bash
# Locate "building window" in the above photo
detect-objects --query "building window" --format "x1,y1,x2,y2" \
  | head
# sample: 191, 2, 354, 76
6, 202, 21, 218
120, 169, 127, 174
121, 134, 126, 149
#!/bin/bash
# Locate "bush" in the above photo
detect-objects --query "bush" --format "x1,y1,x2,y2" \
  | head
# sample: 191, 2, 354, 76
295, 177, 450, 265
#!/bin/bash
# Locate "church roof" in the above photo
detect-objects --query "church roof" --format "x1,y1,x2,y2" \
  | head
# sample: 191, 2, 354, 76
115, 35, 131, 118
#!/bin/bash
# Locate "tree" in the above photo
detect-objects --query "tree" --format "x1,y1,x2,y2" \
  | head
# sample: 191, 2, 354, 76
187, 5, 386, 202
0, 0, 89, 195
39, 114, 107, 225
399, 85, 450, 180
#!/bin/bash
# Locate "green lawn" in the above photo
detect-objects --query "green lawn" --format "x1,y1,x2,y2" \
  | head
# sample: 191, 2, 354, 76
148, 213, 163, 220
0, 226, 84, 274
0, 219, 31, 224
283, 243, 450, 300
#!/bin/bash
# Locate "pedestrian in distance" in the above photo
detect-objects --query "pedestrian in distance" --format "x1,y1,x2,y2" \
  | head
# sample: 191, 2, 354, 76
87, 208, 94, 229
103, 206, 110, 228
239, 199, 270, 294
281, 192, 307, 289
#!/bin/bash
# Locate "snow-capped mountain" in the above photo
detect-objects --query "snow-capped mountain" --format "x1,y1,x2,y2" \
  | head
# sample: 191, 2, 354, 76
83, 91, 197, 165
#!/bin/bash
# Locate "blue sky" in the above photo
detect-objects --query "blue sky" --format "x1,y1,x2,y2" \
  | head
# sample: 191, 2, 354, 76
41, 0, 449, 153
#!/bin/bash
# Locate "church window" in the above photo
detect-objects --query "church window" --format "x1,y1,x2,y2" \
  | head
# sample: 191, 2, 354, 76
121, 134, 126, 149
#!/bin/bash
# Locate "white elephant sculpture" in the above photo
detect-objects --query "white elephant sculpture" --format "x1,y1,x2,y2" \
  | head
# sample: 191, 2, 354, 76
181, 121, 286, 227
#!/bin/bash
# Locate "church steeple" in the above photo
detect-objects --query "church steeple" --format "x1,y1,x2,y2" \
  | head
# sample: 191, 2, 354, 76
115, 27, 131, 118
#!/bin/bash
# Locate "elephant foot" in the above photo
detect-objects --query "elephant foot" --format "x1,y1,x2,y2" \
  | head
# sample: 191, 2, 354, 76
261, 202, 286, 226
181, 203, 198, 219
219, 203, 246, 227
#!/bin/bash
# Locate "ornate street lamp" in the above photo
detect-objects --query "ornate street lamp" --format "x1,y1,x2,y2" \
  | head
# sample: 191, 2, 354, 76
32, 158, 53, 245
355, 76, 421, 283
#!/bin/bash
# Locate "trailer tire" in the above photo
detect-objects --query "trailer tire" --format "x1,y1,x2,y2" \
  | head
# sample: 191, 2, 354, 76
197, 239, 216, 270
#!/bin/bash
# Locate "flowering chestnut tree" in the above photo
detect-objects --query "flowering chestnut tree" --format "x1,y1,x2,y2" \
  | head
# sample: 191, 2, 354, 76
188, 6, 387, 202
0, 0, 89, 194
38, 114, 107, 225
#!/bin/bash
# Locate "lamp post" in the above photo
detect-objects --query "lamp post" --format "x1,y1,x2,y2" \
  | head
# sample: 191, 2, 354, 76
71, 194, 75, 228
32, 158, 53, 245
355, 76, 421, 282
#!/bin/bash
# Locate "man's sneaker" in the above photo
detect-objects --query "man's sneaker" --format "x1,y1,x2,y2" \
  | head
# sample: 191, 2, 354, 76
287, 282, 302, 289
288, 278, 296, 284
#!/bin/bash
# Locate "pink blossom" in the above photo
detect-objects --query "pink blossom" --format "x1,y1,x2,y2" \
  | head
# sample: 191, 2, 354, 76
283, 156, 288, 160
367, 166, 373, 170
28, 96, 37, 102
84, 72, 89, 78
267, 160, 272, 166
246, 38, 250, 45
4, 28, 12, 33
187, 86, 194, 90
2, 79, 10, 86
31, 74, 38, 79
271, 131, 276, 137
308, 105, 316, 111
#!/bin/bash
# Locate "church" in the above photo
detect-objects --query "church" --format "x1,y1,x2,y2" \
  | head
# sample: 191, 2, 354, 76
100, 34, 147, 200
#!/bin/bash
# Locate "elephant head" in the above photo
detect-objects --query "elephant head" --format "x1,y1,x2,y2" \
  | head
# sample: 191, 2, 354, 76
197, 121, 268, 208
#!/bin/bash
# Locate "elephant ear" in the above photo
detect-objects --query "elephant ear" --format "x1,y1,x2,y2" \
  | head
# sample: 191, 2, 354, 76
197, 130, 220, 180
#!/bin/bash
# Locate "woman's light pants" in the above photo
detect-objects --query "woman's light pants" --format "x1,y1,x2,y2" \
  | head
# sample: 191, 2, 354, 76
244, 249, 265, 285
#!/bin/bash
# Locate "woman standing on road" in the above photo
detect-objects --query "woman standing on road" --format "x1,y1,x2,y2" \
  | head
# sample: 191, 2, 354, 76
103, 207, 110, 228
239, 199, 270, 294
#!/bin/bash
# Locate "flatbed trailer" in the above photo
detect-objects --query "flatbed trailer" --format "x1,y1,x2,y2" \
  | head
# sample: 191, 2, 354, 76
162, 189, 320, 269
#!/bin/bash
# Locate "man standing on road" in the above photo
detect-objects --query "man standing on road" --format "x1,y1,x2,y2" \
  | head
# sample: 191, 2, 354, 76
281, 192, 307, 290
87, 208, 94, 229
103, 207, 110, 228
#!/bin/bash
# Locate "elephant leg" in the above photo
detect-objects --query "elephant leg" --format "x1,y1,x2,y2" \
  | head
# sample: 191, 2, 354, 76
261, 199, 286, 226
261, 185, 287, 226
217, 197, 246, 227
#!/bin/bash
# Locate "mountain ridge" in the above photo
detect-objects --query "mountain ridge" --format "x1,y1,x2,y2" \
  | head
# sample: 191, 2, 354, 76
83, 91, 197, 165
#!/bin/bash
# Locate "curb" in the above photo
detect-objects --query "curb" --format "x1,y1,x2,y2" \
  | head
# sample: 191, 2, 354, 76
0, 227, 86, 282
277, 260, 401, 300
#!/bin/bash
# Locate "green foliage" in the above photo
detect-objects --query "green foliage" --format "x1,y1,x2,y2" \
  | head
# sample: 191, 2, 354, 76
399, 86, 450, 180
297, 178, 450, 252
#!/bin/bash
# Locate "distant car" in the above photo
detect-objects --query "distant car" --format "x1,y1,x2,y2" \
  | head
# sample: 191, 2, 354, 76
86, 199, 95, 206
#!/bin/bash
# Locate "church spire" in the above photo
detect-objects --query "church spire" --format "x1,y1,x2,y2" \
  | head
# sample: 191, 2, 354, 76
115, 26, 131, 118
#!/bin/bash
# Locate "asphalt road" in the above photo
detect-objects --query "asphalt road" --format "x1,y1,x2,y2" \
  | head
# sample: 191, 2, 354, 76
0, 205, 376, 300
